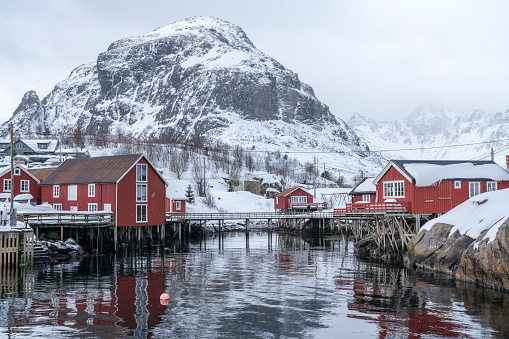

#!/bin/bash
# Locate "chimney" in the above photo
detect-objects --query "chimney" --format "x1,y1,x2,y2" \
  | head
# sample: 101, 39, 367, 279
506, 155, 509, 170
13, 137, 16, 142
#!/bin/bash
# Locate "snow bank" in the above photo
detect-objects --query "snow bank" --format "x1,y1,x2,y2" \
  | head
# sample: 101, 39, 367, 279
404, 162, 509, 187
422, 188, 509, 246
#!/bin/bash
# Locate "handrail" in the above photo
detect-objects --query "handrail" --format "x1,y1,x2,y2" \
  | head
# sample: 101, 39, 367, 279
333, 202, 411, 216
166, 211, 334, 221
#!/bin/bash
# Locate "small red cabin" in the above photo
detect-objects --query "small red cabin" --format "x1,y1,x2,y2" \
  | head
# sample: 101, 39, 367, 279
350, 177, 376, 204
0, 165, 51, 205
40, 154, 167, 227
274, 187, 326, 211
166, 197, 186, 213
371, 160, 509, 215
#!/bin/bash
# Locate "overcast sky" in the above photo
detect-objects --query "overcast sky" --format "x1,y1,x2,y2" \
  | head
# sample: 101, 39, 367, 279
1, 0, 509, 124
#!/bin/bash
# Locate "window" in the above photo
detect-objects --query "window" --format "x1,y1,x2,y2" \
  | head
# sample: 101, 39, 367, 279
383, 181, 405, 198
53, 203, 62, 211
3, 179, 11, 192
14, 143, 24, 149
136, 164, 147, 182
136, 184, 147, 202
53, 185, 60, 198
136, 205, 147, 222
88, 203, 98, 212
362, 194, 371, 203
20, 180, 29, 192
68, 185, 77, 201
291, 196, 307, 204
38, 142, 48, 149
14, 168, 20, 176
454, 181, 461, 189
176, 201, 181, 210
487, 182, 497, 192
469, 182, 480, 198
88, 184, 95, 197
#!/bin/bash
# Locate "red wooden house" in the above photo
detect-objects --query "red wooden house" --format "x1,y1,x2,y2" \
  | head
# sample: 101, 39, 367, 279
274, 187, 326, 211
40, 154, 167, 227
350, 177, 376, 204
336, 160, 509, 216
0, 164, 51, 205
166, 196, 186, 213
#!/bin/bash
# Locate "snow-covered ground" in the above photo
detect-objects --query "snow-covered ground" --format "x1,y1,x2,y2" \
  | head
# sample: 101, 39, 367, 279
422, 188, 509, 247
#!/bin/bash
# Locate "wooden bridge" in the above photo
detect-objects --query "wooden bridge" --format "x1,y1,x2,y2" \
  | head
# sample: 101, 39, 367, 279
10, 208, 422, 255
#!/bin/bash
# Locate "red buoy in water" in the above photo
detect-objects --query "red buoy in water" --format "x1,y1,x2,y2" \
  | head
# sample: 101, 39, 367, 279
160, 293, 169, 305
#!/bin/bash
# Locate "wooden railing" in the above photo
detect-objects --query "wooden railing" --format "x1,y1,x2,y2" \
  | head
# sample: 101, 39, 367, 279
288, 202, 327, 210
17, 211, 115, 227
166, 211, 334, 221
333, 202, 411, 216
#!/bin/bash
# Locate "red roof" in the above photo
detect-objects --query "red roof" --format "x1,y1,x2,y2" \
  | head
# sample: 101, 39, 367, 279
40, 154, 152, 185
275, 187, 306, 197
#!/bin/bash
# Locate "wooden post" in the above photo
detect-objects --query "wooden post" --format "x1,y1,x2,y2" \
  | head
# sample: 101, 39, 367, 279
36, 227, 39, 239
246, 219, 249, 233
60, 226, 63, 241
178, 222, 182, 241
415, 214, 421, 233
113, 226, 117, 252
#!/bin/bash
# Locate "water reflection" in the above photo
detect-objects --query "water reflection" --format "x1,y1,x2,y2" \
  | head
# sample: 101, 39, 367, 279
0, 233, 507, 338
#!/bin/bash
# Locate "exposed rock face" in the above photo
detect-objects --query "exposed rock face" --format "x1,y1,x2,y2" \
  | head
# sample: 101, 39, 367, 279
457, 219, 509, 291
406, 218, 509, 292
10, 90, 45, 134
2, 17, 373, 166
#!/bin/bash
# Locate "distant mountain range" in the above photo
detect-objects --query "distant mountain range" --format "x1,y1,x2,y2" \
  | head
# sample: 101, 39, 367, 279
348, 104, 509, 165
5, 17, 508, 178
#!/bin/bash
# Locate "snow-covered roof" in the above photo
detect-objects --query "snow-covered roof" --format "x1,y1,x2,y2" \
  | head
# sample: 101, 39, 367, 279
422, 188, 509, 247
14, 194, 33, 201
21, 139, 59, 153
374, 160, 509, 187
350, 177, 376, 195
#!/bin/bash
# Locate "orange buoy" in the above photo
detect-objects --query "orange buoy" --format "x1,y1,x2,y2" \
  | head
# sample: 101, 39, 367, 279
160, 293, 169, 305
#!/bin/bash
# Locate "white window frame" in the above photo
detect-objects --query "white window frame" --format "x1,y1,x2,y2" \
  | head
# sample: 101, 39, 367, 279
136, 164, 147, 182
68, 185, 77, 201
176, 201, 181, 210
20, 180, 29, 192
362, 194, 371, 203
3, 179, 11, 192
88, 203, 98, 212
14, 168, 20, 176
487, 182, 497, 192
469, 182, 480, 198
53, 185, 60, 198
136, 184, 147, 202
291, 196, 307, 204
53, 203, 62, 211
383, 180, 405, 198
136, 204, 147, 223
88, 184, 95, 197
454, 181, 461, 189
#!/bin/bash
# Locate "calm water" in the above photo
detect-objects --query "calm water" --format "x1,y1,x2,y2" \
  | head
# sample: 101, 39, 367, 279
1, 232, 509, 338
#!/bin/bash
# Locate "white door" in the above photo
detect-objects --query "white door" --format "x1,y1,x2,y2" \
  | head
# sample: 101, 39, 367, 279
103, 203, 111, 212
70, 206, 78, 211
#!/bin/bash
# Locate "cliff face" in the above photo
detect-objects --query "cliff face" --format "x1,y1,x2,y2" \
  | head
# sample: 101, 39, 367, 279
3, 17, 369, 159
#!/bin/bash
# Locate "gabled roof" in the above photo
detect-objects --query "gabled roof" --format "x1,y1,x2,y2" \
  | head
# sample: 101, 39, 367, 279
275, 186, 311, 197
28, 168, 56, 181
0, 164, 41, 183
40, 154, 167, 185
374, 160, 509, 187
350, 177, 376, 195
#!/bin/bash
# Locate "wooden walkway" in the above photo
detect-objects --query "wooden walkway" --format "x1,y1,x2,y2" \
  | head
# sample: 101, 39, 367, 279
166, 211, 333, 222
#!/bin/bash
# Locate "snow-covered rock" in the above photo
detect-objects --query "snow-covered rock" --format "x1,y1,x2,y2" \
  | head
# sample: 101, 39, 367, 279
406, 188, 509, 291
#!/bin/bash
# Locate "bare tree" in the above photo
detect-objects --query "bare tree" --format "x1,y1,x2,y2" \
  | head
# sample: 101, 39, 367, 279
192, 157, 207, 197
170, 149, 190, 179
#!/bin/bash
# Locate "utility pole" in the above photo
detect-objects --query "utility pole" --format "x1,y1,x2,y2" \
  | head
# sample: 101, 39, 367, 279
338, 169, 341, 187
491, 147, 494, 162
9, 122, 15, 226
203, 157, 206, 196
313, 157, 316, 199
323, 162, 325, 187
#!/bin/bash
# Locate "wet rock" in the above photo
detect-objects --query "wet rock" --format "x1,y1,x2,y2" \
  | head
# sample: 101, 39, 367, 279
456, 219, 509, 291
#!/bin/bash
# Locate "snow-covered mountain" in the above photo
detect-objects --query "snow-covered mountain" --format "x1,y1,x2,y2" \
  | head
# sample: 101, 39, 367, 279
348, 104, 509, 165
4, 16, 383, 177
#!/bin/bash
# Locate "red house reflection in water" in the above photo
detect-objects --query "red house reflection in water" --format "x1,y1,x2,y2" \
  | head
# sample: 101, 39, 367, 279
339, 279, 473, 338
9, 257, 186, 337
